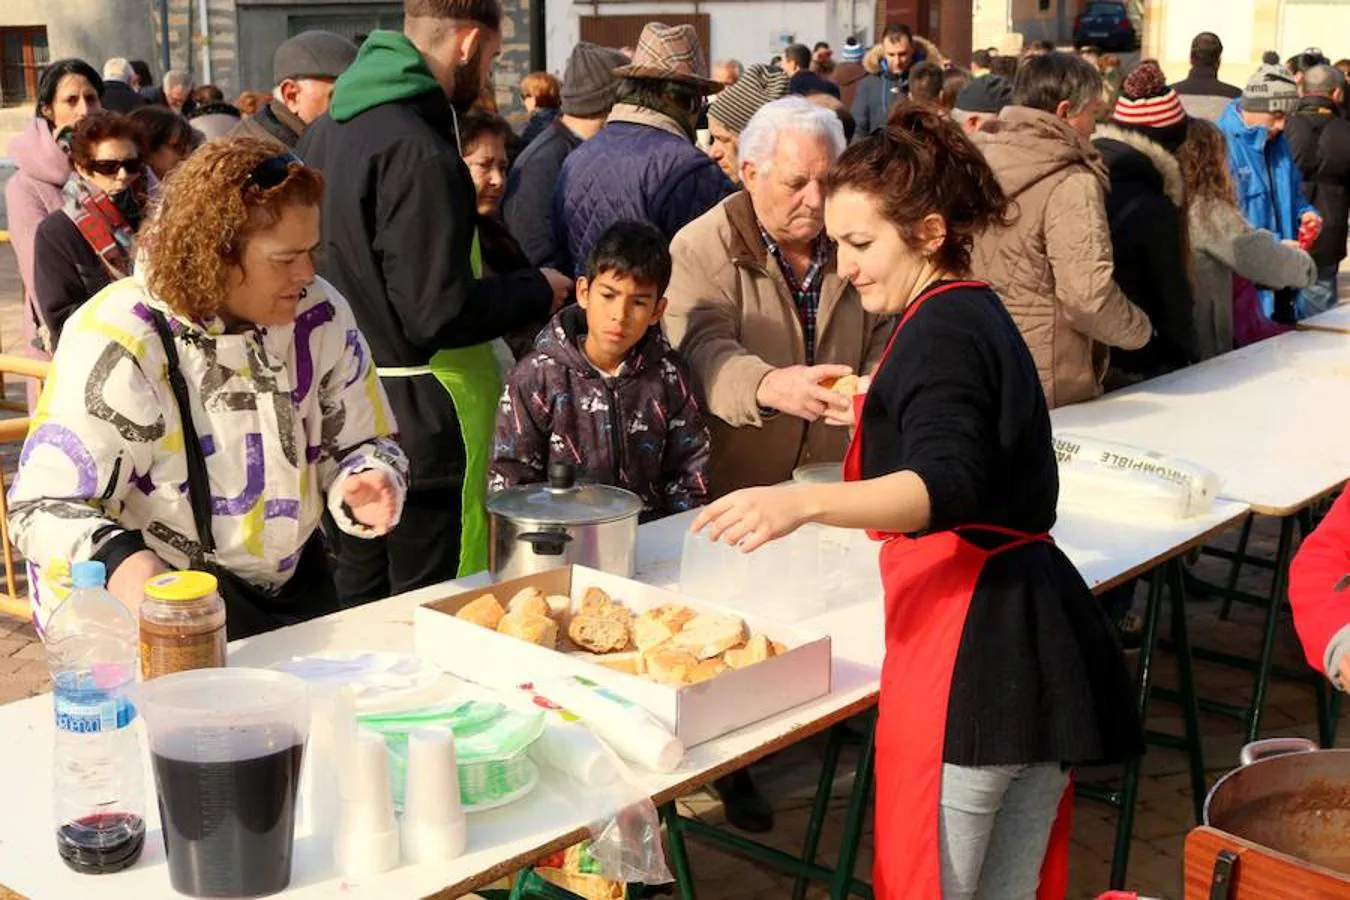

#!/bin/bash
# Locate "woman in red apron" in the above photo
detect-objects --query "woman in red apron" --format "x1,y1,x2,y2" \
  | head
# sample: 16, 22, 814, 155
693, 105, 1142, 898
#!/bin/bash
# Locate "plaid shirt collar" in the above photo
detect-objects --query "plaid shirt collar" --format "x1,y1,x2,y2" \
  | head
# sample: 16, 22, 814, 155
758, 224, 830, 294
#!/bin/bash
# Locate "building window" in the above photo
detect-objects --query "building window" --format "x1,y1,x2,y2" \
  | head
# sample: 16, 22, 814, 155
0, 26, 49, 109
287, 9, 403, 44
1039, 0, 1051, 9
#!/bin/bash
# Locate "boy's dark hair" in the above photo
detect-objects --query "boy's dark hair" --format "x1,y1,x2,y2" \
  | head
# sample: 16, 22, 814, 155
585, 221, 673, 296
784, 44, 812, 70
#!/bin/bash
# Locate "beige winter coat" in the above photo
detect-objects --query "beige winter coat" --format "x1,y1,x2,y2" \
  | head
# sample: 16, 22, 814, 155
664, 191, 893, 497
971, 106, 1152, 408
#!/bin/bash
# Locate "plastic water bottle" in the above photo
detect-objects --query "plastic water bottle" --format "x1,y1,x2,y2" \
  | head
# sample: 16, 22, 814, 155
46, 560, 146, 873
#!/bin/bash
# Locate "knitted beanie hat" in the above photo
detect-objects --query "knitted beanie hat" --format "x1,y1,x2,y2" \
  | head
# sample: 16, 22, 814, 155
561, 42, 630, 117
1243, 64, 1299, 113
840, 38, 865, 64
1112, 60, 1188, 152
707, 63, 790, 134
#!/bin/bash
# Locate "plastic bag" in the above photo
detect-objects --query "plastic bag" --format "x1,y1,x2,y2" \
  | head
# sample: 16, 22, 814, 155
520, 686, 673, 885
1054, 433, 1219, 520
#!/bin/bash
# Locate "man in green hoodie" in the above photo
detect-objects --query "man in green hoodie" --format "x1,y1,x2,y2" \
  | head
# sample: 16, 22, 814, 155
299, 0, 570, 606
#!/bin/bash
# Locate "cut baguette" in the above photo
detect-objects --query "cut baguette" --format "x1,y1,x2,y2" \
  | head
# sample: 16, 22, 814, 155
670, 613, 745, 660
507, 587, 551, 619
579, 587, 633, 626
497, 611, 559, 649
569, 650, 646, 676
456, 594, 505, 630
644, 646, 701, 685
723, 634, 774, 670
568, 613, 631, 653
687, 658, 728, 684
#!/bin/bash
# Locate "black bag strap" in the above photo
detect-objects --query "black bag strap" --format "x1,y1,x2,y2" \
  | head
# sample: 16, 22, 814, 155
148, 309, 216, 559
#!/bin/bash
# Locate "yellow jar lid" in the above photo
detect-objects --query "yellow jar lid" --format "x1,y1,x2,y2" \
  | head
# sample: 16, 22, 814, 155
145, 571, 219, 602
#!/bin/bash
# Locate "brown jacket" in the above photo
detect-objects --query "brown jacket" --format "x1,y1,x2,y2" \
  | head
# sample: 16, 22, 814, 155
664, 191, 892, 497
971, 106, 1152, 408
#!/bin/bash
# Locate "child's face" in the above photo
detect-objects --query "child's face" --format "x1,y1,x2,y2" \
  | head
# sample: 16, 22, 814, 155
576, 270, 666, 361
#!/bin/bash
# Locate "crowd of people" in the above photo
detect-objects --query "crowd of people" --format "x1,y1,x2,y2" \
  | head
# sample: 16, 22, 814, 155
5, 0, 1350, 894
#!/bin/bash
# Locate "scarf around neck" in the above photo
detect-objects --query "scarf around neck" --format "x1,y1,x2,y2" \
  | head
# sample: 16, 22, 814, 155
61, 172, 136, 279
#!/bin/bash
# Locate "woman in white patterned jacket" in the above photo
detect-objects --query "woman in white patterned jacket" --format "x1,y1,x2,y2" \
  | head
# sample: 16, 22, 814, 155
9, 138, 407, 637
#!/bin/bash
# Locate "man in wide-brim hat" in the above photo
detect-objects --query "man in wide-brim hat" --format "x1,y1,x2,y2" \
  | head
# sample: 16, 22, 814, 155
552, 21, 733, 276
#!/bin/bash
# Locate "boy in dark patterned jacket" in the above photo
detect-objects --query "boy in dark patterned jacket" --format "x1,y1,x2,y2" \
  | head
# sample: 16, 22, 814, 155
490, 221, 711, 519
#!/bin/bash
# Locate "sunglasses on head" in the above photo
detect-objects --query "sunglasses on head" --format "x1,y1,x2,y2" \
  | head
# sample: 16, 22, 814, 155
243, 152, 302, 192
86, 157, 143, 177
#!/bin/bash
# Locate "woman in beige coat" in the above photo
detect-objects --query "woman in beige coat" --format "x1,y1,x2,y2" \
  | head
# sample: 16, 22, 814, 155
665, 98, 892, 497
970, 52, 1152, 408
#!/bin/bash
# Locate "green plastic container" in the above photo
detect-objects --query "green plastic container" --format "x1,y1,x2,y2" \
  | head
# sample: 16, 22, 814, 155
358, 700, 545, 812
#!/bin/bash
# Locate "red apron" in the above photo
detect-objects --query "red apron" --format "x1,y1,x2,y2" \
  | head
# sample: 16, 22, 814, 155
845, 281, 1072, 900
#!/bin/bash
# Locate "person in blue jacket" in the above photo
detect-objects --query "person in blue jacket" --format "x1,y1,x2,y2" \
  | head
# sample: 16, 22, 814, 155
851, 23, 927, 136
1217, 65, 1322, 320
552, 22, 732, 277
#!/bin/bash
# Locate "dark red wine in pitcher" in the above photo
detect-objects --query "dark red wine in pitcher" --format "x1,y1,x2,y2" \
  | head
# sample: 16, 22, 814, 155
152, 726, 304, 898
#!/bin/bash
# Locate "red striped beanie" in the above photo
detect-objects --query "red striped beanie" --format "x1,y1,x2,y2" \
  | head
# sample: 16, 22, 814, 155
1111, 60, 1187, 150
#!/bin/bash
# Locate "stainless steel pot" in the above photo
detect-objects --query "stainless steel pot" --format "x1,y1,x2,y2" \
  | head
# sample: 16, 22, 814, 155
1205, 737, 1350, 874
486, 462, 642, 579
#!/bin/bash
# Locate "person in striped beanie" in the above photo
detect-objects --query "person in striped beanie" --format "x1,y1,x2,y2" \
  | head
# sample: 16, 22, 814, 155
706, 63, 789, 184
1092, 60, 1199, 381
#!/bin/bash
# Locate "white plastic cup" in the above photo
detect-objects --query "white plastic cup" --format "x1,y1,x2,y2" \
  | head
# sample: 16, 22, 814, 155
334, 729, 399, 876
401, 726, 467, 863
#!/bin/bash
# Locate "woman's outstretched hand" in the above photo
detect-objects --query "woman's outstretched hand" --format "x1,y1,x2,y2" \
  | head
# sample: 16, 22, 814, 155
343, 471, 399, 535
691, 485, 812, 553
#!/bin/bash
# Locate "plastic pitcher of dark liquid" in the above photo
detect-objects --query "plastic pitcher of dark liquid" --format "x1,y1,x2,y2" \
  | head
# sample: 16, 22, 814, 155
138, 668, 309, 898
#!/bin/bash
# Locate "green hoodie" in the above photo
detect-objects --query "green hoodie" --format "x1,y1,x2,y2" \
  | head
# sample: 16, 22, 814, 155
330, 30, 442, 123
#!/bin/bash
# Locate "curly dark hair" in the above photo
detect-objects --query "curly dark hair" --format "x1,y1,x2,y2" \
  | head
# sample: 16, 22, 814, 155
139, 137, 325, 320
69, 112, 146, 169
829, 102, 1010, 274
456, 110, 512, 151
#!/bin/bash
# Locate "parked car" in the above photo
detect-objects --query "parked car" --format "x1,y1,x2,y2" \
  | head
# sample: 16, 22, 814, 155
1073, 1, 1139, 52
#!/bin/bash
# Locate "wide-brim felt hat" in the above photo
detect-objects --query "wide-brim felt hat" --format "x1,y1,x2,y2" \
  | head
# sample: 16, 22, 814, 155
613, 22, 724, 94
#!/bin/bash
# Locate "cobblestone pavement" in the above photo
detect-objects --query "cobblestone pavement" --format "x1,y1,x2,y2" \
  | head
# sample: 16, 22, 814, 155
0, 245, 1343, 899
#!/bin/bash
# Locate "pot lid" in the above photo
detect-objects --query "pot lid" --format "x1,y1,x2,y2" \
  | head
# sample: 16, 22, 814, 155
487, 461, 643, 525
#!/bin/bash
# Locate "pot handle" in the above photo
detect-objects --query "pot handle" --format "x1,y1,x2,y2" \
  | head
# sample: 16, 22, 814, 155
1238, 737, 1320, 766
518, 530, 574, 557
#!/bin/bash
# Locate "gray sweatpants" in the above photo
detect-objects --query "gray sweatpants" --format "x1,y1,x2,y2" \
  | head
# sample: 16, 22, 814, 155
938, 762, 1070, 900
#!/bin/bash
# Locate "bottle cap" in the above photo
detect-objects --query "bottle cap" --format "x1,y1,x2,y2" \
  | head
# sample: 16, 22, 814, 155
144, 571, 219, 602
70, 561, 107, 589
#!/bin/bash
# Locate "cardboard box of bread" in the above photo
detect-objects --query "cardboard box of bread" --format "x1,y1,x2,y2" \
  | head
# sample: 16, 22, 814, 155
413, 565, 832, 747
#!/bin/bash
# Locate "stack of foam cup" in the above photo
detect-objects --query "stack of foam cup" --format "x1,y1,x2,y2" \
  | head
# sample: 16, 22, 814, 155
334, 729, 401, 877
401, 726, 468, 864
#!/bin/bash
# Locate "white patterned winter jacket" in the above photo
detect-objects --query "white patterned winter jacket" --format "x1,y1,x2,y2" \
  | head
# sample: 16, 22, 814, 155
8, 271, 408, 627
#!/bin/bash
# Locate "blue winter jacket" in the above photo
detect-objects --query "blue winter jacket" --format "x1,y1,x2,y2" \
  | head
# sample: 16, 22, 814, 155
1217, 98, 1316, 314
552, 112, 733, 276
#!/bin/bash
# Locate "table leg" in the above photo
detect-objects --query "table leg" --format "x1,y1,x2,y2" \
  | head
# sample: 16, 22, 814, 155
1166, 559, 1207, 823
1245, 515, 1296, 743
660, 802, 697, 900
829, 711, 877, 900
1112, 569, 1164, 889
1218, 514, 1253, 620
792, 721, 847, 900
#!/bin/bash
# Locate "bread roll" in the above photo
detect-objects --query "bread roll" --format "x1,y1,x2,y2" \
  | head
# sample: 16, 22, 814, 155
644, 646, 700, 685
671, 613, 746, 660
497, 610, 559, 648
570, 650, 646, 676
568, 613, 631, 653
723, 634, 774, 670
829, 373, 859, 396
508, 587, 551, 619
456, 594, 505, 630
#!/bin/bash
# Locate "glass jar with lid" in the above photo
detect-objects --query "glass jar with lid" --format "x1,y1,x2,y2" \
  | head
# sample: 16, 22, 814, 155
139, 571, 227, 680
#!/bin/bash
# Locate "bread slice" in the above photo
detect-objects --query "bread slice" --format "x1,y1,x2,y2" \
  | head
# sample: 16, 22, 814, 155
770, 640, 788, 657
544, 594, 573, 621
687, 658, 728, 684
508, 587, 551, 619
723, 634, 775, 670
497, 610, 559, 649
568, 613, 631, 653
829, 373, 860, 396
579, 587, 633, 626
456, 594, 505, 630
633, 617, 676, 652
670, 613, 746, 660
570, 650, 646, 676
644, 646, 701, 685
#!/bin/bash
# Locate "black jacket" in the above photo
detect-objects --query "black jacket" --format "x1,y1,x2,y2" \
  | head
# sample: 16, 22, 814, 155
1286, 95, 1350, 268
101, 80, 145, 114
1093, 125, 1198, 378
788, 70, 841, 99
32, 211, 113, 349
520, 108, 561, 147
502, 119, 582, 267
1169, 66, 1242, 99
297, 92, 553, 490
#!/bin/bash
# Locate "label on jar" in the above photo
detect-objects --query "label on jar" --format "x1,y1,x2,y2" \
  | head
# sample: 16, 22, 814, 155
139, 626, 227, 680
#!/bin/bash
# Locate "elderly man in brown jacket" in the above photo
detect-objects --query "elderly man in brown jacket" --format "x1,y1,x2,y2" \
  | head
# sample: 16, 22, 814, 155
666, 96, 892, 498
971, 52, 1152, 408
